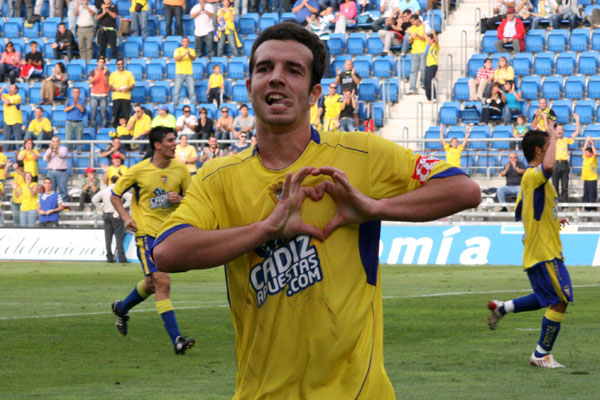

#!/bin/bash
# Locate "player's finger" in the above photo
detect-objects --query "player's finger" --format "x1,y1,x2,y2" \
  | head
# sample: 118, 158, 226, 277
312, 166, 344, 178
280, 173, 292, 200
323, 214, 345, 238
290, 167, 314, 191
299, 222, 325, 242
332, 171, 354, 192
301, 186, 323, 202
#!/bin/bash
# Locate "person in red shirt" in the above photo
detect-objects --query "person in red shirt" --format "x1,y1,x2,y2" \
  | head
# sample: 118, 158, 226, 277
495, 8, 525, 53
89, 56, 111, 129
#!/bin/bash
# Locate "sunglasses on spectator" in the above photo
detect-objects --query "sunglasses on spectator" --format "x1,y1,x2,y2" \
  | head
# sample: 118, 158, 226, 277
183, 109, 190, 113
240, 135, 247, 138
221, 109, 228, 113
199, 111, 207, 114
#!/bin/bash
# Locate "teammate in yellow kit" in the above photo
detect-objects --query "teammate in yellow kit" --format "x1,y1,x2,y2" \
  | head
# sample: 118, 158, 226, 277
152, 23, 480, 398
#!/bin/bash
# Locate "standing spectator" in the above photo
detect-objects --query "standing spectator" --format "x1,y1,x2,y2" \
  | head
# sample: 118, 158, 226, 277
195, 107, 215, 140
92, 175, 130, 263
89, 57, 111, 130
494, 8, 525, 53
493, 56, 514, 86
549, 0, 579, 30
176, 106, 198, 138
13, 0, 33, 18
552, 113, 580, 204
216, 0, 242, 57
317, 0, 335, 13
16, 172, 39, 227
8, 160, 25, 226
18, 41, 44, 82
335, 59, 361, 94
52, 23, 77, 61
96, 0, 119, 60
102, 152, 128, 184
109, 59, 135, 127
306, 11, 334, 40
17, 139, 40, 182
424, 32, 439, 104
407, 14, 427, 95
44, 136, 69, 203
292, 0, 318, 26
40, 62, 68, 105
151, 105, 177, 130
164, 0, 184, 36
582, 137, 597, 210
175, 135, 199, 175
339, 89, 358, 132
66, 0, 78, 36
191, 0, 216, 57
126, 105, 152, 148
231, 104, 255, 139
440, 124, 470, 168
199, 136, 222, 163
497, 152, 525, 211
0, 0, 14, 17
79, 166, 100, 210
399, 9, 414, 55
230, 132, 250, 154
334, 0, 357, 34
1, 84, 23, 151
207, 64, 224, 108
130, 0, 149, 39
320, 83, 343, 131
65, 87, 87, 149
249, 0, 264, 14
479, 83, 506, 124
372, 0, 399, 31
38, 177, 64, 227
173, 38, 197, 107
531, 98, 557, 132
0, 42, 21, 84
75, 0, 98, 62
468, 58, 494, 102
215, 107, 234, 145
99, 136, 127, 162
503, 80, 522, 124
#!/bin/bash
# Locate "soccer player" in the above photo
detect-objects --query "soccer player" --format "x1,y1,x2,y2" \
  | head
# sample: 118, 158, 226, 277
110, 126, 194, 355
151, 23, 481, 397
487, 121, 573, 368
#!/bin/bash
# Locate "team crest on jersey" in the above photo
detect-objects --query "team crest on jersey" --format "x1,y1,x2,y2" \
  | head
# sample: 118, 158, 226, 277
150, 188, 171, 209
161, 175, 167, 184
250, 235, 323, 308
412, 155, 440, 184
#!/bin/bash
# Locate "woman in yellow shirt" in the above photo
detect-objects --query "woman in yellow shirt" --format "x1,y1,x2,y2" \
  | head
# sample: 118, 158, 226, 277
440, 124, 470, 168
582, 137, 597, 210
215, 0, 241, 57
16, 172, 39, 227
493, 56, 515, 86
17, 138, 40, 181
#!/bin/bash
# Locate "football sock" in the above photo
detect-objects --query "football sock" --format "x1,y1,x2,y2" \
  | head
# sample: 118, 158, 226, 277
156, 299, 181, 345
534, 309, 564, 358
511, 293, 542, 313
121, 280, 151, 313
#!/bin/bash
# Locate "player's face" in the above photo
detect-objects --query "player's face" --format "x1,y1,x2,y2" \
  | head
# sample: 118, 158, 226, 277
248, 40, 320, 133
158, 132, 177, 159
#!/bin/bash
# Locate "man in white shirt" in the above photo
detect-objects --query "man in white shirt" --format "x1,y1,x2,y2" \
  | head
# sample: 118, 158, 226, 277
74, 0, 97, 61
190, 0, 215, 57
176, 106, 198, 138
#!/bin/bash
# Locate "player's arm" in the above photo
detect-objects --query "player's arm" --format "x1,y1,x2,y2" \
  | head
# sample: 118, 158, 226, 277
542, 120, 558, 176
111, 193, 137, 232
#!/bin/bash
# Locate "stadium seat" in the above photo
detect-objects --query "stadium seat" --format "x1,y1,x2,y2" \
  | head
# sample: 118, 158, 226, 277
29, 82, 43, 104
542, 76, 564, 100
552, 99, 572, 124
547, 29, 569, 52
525, 29, 546, 52
347, 32, 367, 55
207, 57, 228, 75
424, 9, 442, 33
132, 82, 149, 103
182, 15, 194, 36
573, 99, 596, 124
569, 28, 590, 51
128, 58, 147, 80
583, 124, 600, 139
381, 79, 398, 102
66, 62, 85, 82
327, 33, 347, 56
174, 104, 196, 119
357, 78, 379, 101
147, 59, 166, 80
476, 152, 500, 175
167, 61, 176, 80
526, 100, 540, 122
367, 33, 384, 55
280, 12, 296, 23
143, 36, 162, 58
24, 21, 40, 38
259, 13, 279, 32
9, 38, 26, 55
195, 80, 209, 103
243, 34, 257, 56
372, 102, 385, 127
123, 36, 143, 58
4, 18, 24, 38
439, 101, 460, 125
163, 37, 182, 57
353, 55, 373, 78
147, 15, 159, 36
424, 126, 442, 150
520, 75, 542, 100
555, 52, 577, 75
491, 125, 513, 150
14, 83, 28, 103
467, 53, 488, 77
592, 29, 600, 51
150, 80, 170, 103
532, 52, 554, 75
373, 56, 394, 78
228, 57, 248, 79
453, 78, 470, 101
578, 51, 599, 75
239, 13, 259, 34
52, 106, 66, 128
481, 31, 498, 53
42, 17, 61, 38
232, 81, 249, 102
587, 75, 600, 99
397, 55, 411, 79
564, 75, 586, 99
468, 125, 490, 150
117, 0, 129, 15
512, 52, 533, 76
460, 101, 481, 124
330, 55, 351, 78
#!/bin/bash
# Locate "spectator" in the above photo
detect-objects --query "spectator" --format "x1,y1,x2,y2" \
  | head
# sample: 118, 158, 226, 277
497, 152, 526, 211
424, 32, 439, 104
494, 8, 525, 53
310, 98, 322, 130
51, 23, 77, 61
293, 0, 318, 26
164, 0, 184, 36
483, 0, 514, 31
175, 135, 199, 175
40, 62, 68, 105
215, 107, 234, 145
66, 0, 78, 36
378, 11, 404, 55
339, 89, 358, 132
17, 138, 40, 182
109, 58, 135, 127
65, 87, 87, 148
13, 0, 33, 18
582, 137, 597, 210
151, 105, 177, 130
96, 0, 119, 59
207, 64, 224, 108
307, 11, 334, 39
549, 0, 579, 30
173, 37, 197, 107
232, 104, 255, 139
531, 98, 556, 132
130, 0, 149, 39
515, 0, 534, 27
18, 41, 44, 82
126, 104, 152, 149
176, 106, 198, 138
230, 132, 250, 154
479, 83, 505, 124
334, 0, 357, 34
16, 172, 39, 227
216, 0, 242, 57
335, 59, 361, 94
89, 57, 111, 129
249, 0, 264, 14
372, 0, 400, 31
407, 14, 427, 95
502, 80, 522, 124
8, 159, 25, 226
92, 175, 130, 263
38, 177, 64, 227
102, 152, 128, 184
195, 107, 215, 140
114, 116, 132, 139
321, 83, 343, 131
79, 166, 99, 210
468, 58, 494, 102
493, 56, 514, 87
440, 124, 470, 168
1, 84, 23, 151
191, 0, 216, 57
100, 136, 127, 162
398, 0, 420, 15
44, 136, 69, 203
0, 0, 14, 17
0, 42, 21, 84
399, 9, 414, 55
199, 136, 222, 163
530, 0, 558, 30
513, 114, 528, 147
0, 145, 7, 185
74, 0, 98, 62
553, 113, 580, 203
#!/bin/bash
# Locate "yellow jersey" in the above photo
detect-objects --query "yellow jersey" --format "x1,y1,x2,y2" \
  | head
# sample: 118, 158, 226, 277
409, 25, 427, 54
109, 70, 135, 100
582, 155, 598, 181
174, 47, 195, 75
11, 171, 24, 204
3, 94, 22, 125
555, 137, 574, 161
443, 143, 464, 168
112, 158, 190, 238
156, 129, 462, 400
208, 72, 224, 89
107, 164, 128, 183
114, 125, 132, 138
0, 152, 7, 180
18, 149, 40, 177
515, 165, 563, 269
323, 93, 343, 119
426, 43, 440, 67
127, 114, 152, 138
129, 0, 148, 11
175, 144, 198, 173
19, 182, 38, 211
27, 117, 52, 138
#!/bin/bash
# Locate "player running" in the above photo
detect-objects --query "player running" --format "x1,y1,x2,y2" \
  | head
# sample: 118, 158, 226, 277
487, 121, 573, 368
110, 126, 194, 354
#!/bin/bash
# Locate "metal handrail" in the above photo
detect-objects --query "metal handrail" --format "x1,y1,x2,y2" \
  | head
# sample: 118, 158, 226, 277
446, 53, 453, 100
475, 8, 482, 53
460, 30, 468, 76
399, 56, 406, 96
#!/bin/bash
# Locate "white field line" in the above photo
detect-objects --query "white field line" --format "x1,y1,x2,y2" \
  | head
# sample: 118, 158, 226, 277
1, 284, 599, 321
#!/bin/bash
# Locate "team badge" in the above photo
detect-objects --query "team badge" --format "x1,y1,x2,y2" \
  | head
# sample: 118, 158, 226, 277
412, 155, 440, 184
161, 175, 167, 184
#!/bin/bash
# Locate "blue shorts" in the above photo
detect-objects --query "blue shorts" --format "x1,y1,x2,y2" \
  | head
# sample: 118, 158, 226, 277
136, 235, 158, 276
527, 258, 573, 307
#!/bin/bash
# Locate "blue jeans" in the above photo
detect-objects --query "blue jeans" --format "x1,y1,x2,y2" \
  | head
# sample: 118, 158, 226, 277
531, 16, 546, 30
339, 117, 356, 132
550, 12, 577, 30
402, 35, 411, 54
47, 169, 68, 203
165, 5, 183, 36
217, 32, 240, 57
11, 201, 20, 226
409, 52, 426, 91
195, 33, 215, 57
20, 209, 37, 227
0, 0, 14, 17
497, 185, 520, 203
65, 120, 83, 150
174, 74, 197, 106
0, 63, 20, 83
131, 10, 148, 38
3, 123, 22, 151
90, 96, 109, 129
503, 106, 521, 124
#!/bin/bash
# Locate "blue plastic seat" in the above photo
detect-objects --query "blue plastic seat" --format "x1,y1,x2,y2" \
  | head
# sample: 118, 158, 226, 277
232, 82, 249, 102
453, 78, 470, 101
357, 78, 379, 101
373, 56, 394, 78
42, 17, 61, 38
327, 33, 347, 56
280, 12, 296, 23
166, 62, 177, 80
367, 33, 383, 55
587, 75, 600, 98
150, 80, 170, 103
482, 31, 498, 53
547, 29, 569, 52
512, 52, 533, 76
52, 107, 66, 128
373, 102, 385, 127
347, 32, 367, 55
542, 76, 564, 100
191, 58, 206, 80
570, 28, 590, 51
117, 0, 130, 16
439, 101, 460, 125
207, 57, 228, 76
555, 52, 577, 75
123, 36, 143, 58
592, 29, 600, 51
29, 82, 43, 104
475, 152, 500, 175
424, 126, 442, 150
163, 37, 181, 57
239, 13, 259, 35
259, 13, 279, 32
380, 79, 398, 102
143, 36, 162, 58
132, 82, 149, 103
147, 59, 166, 80
583, 124, 600, 139
578, 51, 599, 75
182, 15, 194, 36
551, 99, 572, 124
4, 18, 24, 38
564, 75, 586, 99
397, 55, 412, 79
353, 55, 373, 78
520, 75, 542, 100
525, 29, 546, 52
467, 53, 488, 77
24, 21, 40, 38
330, 55, 351, 78
460, 101, 482, 124
228, 57, 248, 79
533, 52, 554, 75
424, 9, 442, 33
468, 125, 491, 150
243, 34, 257, 56
491, 126, 513, 150
574, 99, 595, 124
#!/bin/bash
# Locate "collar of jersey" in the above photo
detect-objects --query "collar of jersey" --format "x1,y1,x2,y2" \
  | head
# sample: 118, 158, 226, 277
252, 127, 320, 157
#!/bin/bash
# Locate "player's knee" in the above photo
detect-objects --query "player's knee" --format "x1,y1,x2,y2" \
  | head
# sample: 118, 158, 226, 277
151, 272, 171, 291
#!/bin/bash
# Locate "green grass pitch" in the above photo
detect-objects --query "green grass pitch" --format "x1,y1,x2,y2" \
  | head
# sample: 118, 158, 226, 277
0, 262, 598, 399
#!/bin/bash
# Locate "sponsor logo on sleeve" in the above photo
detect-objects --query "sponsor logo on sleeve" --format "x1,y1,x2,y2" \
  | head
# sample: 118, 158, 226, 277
412, 155, 440, 184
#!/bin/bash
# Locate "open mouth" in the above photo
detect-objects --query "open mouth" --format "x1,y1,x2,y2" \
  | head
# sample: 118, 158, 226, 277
265, 93, 290, 106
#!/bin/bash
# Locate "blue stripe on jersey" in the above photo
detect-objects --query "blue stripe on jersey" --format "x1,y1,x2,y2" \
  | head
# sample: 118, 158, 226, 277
151, 223, 194, 256
428, 166, 466, 180
359, 220, 381, 286
515, 195, 523, 221
533, 184, 545, 221
541, 163, 552, 179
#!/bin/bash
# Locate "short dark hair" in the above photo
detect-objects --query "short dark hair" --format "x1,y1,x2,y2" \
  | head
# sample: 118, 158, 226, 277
116, 57, 125, 64
110, 175, 119, 184
44, 177, 52, 184
30, 40, 37, 46
56, 61, 66, 73
249, 22, 327, 90
16, 160, 24, 168
149, 126, 175, 150
58, 22, 66, 27
35, 106, 43, 113
402, 9, 412, 15
522, 129, 548, 162
410, 14, 419, 21
239, 103, 248, 110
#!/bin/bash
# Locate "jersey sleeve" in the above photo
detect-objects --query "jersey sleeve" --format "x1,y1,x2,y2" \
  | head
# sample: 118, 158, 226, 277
112, 164, 137, 197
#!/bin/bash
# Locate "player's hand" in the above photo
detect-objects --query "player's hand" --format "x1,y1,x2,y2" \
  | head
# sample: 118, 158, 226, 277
124, 216, 138, 233
311, 166, 376, 238
167, 191, 182, 204
559, 217, 568, 228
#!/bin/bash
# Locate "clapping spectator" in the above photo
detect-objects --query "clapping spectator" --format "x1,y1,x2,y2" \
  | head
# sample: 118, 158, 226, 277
130, 0, 149, 39
582, 137, 598, 209
65, 87, 87, 148
108, 59, 135, 127
16, 172, 39, 227
89, 57, 111, 129
216, 0, 241, 57
1, 84, 23, 150
164, 0, 184, 36
40, 62, 68, 105
497, 152, 525, 211
38, 177, 64, 227
18, 41, 44, 82
339, 89, 358, 132
52, 23, 78, 61
334, 0, 357, 34
195, 107, 215, 140
230, 132, 250, 154
96, 0, 119, 60
494, 8, 525, 53
99, 136, 127, 162
407, 14, 427, 94
79, 167, 99, 210
293, 0, 318, 26
215, 107, 234, 145
173, 37, 197, 107
232, 104, 255, 139
199, 136, 222, 163
74, 0, 98, 62
17, 138, 40, 182
151, 105, 177, 130
335, 59, 361, 94
0, 42, 21, 84
531, 98, 556, 132
191, 0, 216, 57
468, 58, 494, 102
502, 80, 522, 124
176, 106, 198, 138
